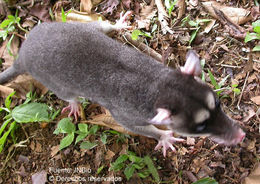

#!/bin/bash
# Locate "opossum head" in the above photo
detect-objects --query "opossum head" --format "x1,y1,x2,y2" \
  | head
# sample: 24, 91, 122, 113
150, 50, 245, 145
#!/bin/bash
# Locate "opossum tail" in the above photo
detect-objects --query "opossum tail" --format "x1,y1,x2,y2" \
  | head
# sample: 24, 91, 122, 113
0, 64, 24, 84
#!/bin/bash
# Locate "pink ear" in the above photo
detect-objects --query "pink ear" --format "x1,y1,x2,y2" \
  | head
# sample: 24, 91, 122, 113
180, 50, 201, 76
149, 108, 172, 125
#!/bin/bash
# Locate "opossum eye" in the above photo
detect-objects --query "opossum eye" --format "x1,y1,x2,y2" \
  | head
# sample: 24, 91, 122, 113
196, 122, 206, 132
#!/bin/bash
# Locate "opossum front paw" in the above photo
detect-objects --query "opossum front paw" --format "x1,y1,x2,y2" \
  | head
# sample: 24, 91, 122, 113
61, 101, 80, 121
114, 11, 132, 30
155, 131, 185, 157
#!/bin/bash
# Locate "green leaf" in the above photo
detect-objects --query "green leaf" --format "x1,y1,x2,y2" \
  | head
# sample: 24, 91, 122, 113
78, 123, 88, 133
75, 133, 88, 144
0, 30, 8, 40
144, 156, 160, 183
151, 24, 158, 33
12, 103, 50, 123
61, 8, 66, 22
0, 121, 16, 153
106, 130, 120, 135
253, 45, 260, 52
218, 74, 229, 88
245, 32, 259, 43
7, 34, 14, 56
89, 125, 99, 135
59, 133, 74, 150
0, 19, 13, 28
97, 165, 104, 174
192, 177, 218, 184
197, 19, 211, 24
233, 88, 241, 95
131, 29, 142, 40
80, 141, 98, 149
137, 170, 150, 178
189, 20, 198, 27
133, 162, 145, 170
100, 133, 107, 144
110, 162, 125, 171
54, 118, 75, 134
189, 27, 200, 45
124, 164, 135, 180
252, 20, 260, 34
0, 118, 13, 137
168, 0, 177, 15
129, 155, 143, 163
5, 91, 15, 110
207, 69, 220, 90
113, 154, 129, 165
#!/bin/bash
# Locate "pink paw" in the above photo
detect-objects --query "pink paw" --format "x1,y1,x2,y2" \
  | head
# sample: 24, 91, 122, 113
155, 131, 185, 157
114, 11, 132, 30
61, 101, 80, 121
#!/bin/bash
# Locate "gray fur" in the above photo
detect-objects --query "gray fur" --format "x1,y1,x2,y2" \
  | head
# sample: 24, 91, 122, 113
0, 22, 243, 143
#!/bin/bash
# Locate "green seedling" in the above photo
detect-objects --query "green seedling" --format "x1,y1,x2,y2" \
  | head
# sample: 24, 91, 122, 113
0, 92, 51, 153
192, 177, 218, 184
164, 0, 178, 16
231, 84, 241, 96
0, 10, 27, 40
245, 20, 260, 51
53, 118, 99, 150
207, 69, 230, 97
110, 152, 160, 182
61, 8, 72, 23
78, 97, 90, 110
104, 129, 129, 143
188, 19, 211, 45
131, 29, 152, 41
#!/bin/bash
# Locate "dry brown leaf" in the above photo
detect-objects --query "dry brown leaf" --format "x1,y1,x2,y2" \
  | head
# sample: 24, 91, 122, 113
202, 1, 252, 25
244, 163, 260, 184
105, 149, 115, 160
136, 0, 156, 30
204, 19, 216, 33
251, 96, 260, 105
0, 74, 48, 99
50, 145, 60, 157
83, 112, 136, 135
155, 0, 173, 34
29, 3, 52, 22
242, 107, 256, 123
177, 0, 185, 20
80, 0, 93, 13
55, 9, 104, 23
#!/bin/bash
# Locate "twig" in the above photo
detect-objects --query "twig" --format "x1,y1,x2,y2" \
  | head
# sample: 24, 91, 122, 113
237, 71, 249, 110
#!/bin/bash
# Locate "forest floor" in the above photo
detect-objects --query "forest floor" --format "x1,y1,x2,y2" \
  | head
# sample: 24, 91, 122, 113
0, 0, 259, 183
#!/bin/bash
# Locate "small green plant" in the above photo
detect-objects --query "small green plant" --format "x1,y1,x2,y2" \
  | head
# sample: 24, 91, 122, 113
245, 20, 260, 51
192, 177, 218, 184
53, 118, 99, 150
104, 129, 129, 143
110, 152, 160, 182
0, 10, 27, 41
207, 69, 229, 96
131, 29, 152, 40
61, 8, 72, 23
231, 83, 241, 96
164, 0, 178, 16
188, 18, 211, 45
0, 92, 51, 153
